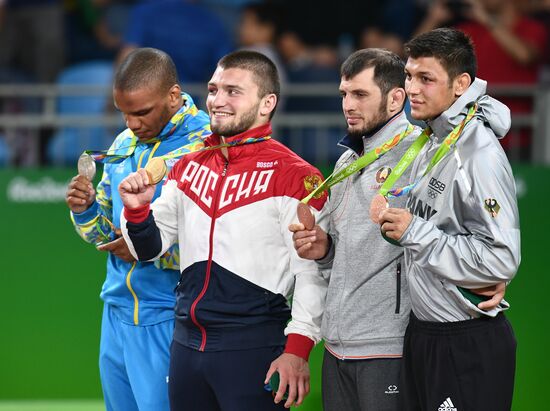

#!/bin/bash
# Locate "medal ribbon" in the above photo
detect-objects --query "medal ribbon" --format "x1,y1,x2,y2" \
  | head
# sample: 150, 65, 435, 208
382, 103, 477, 199
83, 132, 270, 164
158, 135, 272, 161
81, 134, 271, 244
82, 94, 207, 164
301, 124, 415, 204
83, 125, 205, 164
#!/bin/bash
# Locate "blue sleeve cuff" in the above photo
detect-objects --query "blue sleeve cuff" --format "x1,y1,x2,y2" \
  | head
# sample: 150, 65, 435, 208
72, 201, 99, 225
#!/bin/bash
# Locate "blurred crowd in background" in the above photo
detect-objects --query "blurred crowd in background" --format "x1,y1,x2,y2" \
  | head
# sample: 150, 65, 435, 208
0, 0, 549, 166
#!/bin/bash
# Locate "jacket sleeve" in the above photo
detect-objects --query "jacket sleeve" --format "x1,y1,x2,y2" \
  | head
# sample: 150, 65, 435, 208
400, 148, 521, 288
152, 117, 208, 270
281, 170, 329, 348
315, 222, 336, 270
70, 164, 116, 245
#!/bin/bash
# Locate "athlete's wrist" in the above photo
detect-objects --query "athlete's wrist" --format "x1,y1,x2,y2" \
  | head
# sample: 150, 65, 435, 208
124, 203, 150, 223
284, 333, 314, 361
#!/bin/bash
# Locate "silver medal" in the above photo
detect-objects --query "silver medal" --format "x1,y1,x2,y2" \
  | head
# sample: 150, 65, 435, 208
77, 153, 97, 181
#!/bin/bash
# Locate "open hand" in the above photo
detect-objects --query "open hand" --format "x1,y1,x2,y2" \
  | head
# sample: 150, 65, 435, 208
97, 236, 136, 263
471, 282, 506, 310
265, 353, 310, 408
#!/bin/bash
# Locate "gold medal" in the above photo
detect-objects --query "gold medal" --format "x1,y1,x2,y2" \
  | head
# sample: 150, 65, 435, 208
297, 202, 315, 230
145, 157, 167, 185
77, 153, 96, 181
369, 194, 388, 224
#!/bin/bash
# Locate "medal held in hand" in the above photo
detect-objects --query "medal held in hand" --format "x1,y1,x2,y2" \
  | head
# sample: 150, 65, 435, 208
144, 157, 167, 185
77, 152, 97, 181
369, 194, 388, 224
297, 202, 315, 230
372, 195, 401, 246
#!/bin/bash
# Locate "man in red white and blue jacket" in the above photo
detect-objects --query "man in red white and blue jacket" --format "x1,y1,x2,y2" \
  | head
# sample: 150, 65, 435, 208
119, 50, 328, 410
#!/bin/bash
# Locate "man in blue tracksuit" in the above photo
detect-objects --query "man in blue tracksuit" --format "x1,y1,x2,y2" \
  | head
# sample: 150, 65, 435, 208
65, 47, 210, 411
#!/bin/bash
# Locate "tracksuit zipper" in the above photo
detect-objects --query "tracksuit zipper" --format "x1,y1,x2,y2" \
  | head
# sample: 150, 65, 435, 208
189, 159, 228, 351
124, 144, 161, 325
395, 262, 401, 314
125, 262, 139, 324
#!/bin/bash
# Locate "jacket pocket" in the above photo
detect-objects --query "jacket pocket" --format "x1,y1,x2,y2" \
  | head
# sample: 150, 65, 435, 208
395, 262, 401, 314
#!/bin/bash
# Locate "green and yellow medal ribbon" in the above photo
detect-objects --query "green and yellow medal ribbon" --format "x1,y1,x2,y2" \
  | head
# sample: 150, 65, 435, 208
301, 124, 415, 204
380, 103, 477, 199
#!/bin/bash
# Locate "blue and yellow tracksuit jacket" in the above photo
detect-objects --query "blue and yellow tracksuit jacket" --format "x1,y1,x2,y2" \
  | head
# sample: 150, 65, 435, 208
71, 93, 210, 326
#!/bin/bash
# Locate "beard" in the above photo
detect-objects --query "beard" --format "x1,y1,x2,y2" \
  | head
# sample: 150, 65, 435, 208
346, 98, 388, 140
211, 102, 260, 137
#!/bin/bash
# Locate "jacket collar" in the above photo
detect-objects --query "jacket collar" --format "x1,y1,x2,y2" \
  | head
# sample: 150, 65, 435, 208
426, 78, 486, 140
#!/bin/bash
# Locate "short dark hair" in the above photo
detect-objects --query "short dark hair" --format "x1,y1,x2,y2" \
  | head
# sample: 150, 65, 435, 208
114, 47, 179, 93
217, 50, 280, 118
404, 28, 477, 83
341, 48, 405, 97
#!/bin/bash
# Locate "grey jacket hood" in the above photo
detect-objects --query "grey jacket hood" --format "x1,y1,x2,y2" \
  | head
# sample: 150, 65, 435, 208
428, 78, 511, 139
400, 78, 520, 322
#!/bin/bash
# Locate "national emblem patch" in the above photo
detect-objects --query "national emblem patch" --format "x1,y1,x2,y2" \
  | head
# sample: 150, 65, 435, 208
484, 198, 500, 218
375, 167, 392, 183
303, 175, 324, 199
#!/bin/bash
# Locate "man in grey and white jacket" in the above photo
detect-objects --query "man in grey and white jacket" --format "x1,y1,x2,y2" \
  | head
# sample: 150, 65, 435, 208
291, 48, 506, 411
380, 28, 520, 411
291, 49, 417, 411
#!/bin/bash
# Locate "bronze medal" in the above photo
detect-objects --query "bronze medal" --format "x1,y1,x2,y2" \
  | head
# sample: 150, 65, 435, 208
369, 194, 388, 224
297, 202, 315, 230
145, 157, 167, 185
77, 153, 96, 181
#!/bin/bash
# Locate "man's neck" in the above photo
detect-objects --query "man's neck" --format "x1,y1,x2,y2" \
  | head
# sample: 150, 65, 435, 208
218, 123, 272, 159
426, 94, 461, 122
219, 136, 228, 159
171, 95, 184, 116
370, 110, 401, 137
